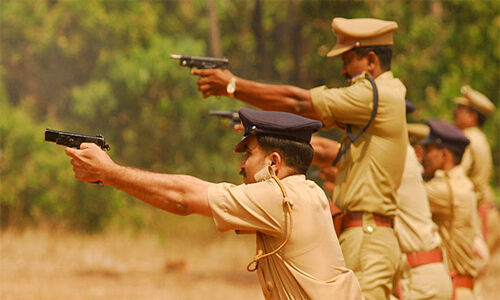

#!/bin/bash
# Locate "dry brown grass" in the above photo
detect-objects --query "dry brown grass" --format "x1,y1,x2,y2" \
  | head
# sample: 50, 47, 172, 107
0, 223, 263, 300
1, 222, 499, 300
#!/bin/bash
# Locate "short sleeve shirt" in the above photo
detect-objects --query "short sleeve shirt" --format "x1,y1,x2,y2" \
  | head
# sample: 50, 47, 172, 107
425, 166, 478, 277
310, 71, 408, 217
461, 127, 495, 206
394, 145, 441, 253
208, 175, 362, 300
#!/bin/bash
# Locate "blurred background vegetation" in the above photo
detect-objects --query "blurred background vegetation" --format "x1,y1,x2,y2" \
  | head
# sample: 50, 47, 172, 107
1, 0, 499, 233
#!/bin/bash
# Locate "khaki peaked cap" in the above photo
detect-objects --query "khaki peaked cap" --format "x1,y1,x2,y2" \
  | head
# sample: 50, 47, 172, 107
453, 85, 495, 116
327, 18, 398, 57
407, 123, 430, 141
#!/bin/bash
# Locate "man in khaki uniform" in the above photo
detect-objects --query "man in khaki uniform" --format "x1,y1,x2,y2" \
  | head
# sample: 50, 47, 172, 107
193, 17, 407, 300
394, 140, 452, 299
310, 107, 453, 300
391, 104, 452, 300
421, 119, 479, 300
65, 108, 363, 299
453, 85, 499, 251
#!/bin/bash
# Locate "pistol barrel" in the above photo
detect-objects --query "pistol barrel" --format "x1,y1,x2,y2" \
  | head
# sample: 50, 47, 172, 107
170, 54, 228, 69
44, 128, 110, 151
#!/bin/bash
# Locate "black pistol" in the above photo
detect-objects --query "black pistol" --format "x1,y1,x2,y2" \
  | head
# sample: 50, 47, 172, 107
45, 128, 110, 151
170, 54, 229, 69
208, 110, 241, 126
45, 128, 110, 184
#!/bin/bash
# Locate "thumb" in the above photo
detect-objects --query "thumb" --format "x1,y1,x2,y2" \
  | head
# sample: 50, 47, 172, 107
65, 147, 77, 158
191, 69, 204, 76
233, 124, 244, 132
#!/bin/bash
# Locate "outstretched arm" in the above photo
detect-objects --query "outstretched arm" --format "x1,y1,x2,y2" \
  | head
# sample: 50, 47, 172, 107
65, 143, 214, 217
192, 69, 320, 120
310, 136, 340, 167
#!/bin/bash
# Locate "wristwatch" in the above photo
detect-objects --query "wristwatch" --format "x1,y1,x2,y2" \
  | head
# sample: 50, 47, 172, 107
226, 77, 236, 98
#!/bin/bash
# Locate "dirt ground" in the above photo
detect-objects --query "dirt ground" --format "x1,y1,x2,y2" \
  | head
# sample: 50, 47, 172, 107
1, 226, 499, 300
0, 226, 263, 300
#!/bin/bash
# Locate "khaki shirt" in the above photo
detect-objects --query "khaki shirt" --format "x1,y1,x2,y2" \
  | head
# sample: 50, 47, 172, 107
395, 145, 441, 253
208, 175, 362, 300
461, 126, 495, 206
310, 71, 408, 217
425, 166, 478, 277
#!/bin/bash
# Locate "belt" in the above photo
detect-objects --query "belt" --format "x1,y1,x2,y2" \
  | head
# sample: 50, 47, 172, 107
406, 248, 443, 268
452, 275, 473, 289
328, 200, 342, 238
341, 211, 393, 229
450, 270, 474, 300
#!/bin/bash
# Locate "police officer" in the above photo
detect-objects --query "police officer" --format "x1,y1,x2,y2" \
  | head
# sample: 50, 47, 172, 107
421, 119, 479, 300
453, 85, 499, 252
392, 108, 452, 300
193, 17, 407, 299
65, 108, 362, 300
311, 104, 453, 300
453, 85, 497, 300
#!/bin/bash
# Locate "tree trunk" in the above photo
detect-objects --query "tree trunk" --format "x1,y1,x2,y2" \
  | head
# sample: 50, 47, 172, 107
207, 0, 222, 57
251, 0, 272, 80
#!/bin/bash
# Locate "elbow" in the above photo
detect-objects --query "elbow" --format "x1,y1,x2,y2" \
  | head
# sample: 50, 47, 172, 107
172, 199, 191, 216
286, 87, 317, 119
162, 194, 191, 216
291, 101, 317, 120
160, 176, 210, 217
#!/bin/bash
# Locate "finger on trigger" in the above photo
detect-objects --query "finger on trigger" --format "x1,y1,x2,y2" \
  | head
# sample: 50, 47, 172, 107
79, 142, 94, 149
65, 147, 77, 157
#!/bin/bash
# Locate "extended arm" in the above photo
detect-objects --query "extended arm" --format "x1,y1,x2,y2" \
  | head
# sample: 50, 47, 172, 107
192, 69, 320, 120
310, 136, 340, 167
65, 143, 213, 217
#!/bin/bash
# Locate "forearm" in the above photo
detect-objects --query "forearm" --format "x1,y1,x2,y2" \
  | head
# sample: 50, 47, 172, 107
234, 77, 320, 120
102, 164, 213, 217
310, 136, 340, 167
194, 69, 320, 120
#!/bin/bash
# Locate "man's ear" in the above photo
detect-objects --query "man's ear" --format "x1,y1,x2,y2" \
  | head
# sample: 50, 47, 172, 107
470, 110, 479, 124
442, 148, 456, 167
367, 51, 378, 71
268, 152, 282, 170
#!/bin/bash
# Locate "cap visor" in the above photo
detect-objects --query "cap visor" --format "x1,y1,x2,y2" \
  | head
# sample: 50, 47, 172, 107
405, 101, 416, 114
233, 135, 250, 153
453, 97, 469, 106
419, 135, 435, 146
327, 43, 354, 57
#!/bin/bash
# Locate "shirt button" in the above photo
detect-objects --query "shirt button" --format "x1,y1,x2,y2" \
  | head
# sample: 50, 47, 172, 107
366, 226, 374, 233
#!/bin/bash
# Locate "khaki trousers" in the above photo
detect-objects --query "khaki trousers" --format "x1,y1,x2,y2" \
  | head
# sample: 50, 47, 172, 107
339, 214, 400, 300
455, 287, 475, 300
398, 261, 452, 300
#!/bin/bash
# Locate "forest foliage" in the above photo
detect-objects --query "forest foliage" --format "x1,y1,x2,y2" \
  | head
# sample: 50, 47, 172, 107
1, 0, 499, 232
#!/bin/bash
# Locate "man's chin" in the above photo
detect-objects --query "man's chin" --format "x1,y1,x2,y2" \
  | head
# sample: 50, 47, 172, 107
241, 176, 255, 185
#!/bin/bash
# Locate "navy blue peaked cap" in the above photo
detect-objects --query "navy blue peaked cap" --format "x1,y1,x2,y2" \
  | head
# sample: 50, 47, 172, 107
405, 100, 416, 114
420, 119, 470, 156
234, 108, 323, 152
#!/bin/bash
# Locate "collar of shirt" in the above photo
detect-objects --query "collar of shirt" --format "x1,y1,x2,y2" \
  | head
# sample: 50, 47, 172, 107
350, 70, 394, 85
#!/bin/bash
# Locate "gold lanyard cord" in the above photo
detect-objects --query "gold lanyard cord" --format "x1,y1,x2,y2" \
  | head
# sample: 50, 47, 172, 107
246, 172, 293, 272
